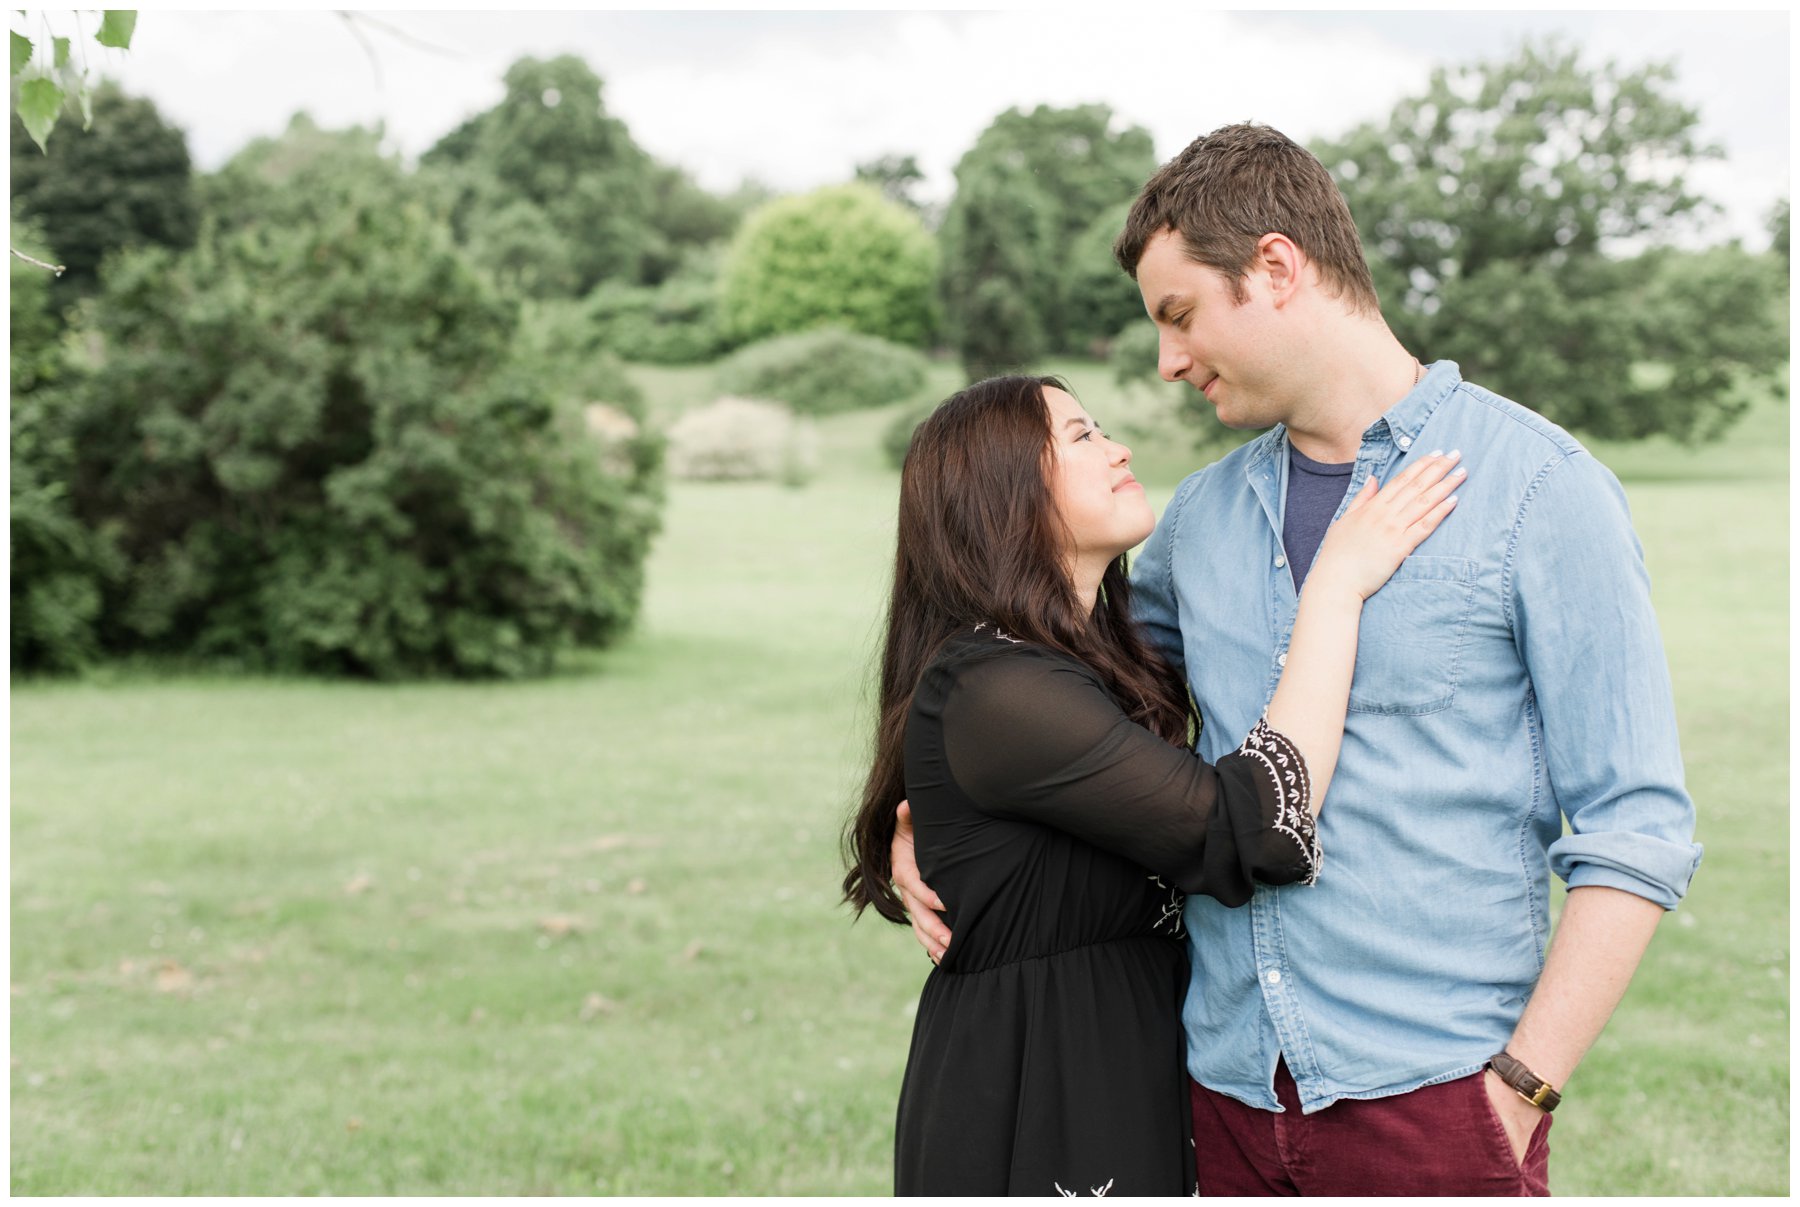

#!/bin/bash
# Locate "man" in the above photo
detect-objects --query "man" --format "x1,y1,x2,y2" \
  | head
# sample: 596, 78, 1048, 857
893, 123, 1701, 1195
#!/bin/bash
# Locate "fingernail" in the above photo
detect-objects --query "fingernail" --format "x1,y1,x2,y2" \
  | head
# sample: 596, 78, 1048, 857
1447, 494, 1459, 505
1453, 466, 1467, 476
1447, 449, 1461, 459
1429, 449, 1443, 457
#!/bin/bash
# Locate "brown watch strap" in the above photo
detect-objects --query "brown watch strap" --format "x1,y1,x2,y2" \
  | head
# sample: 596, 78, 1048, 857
1487, 1051, 1562, 1112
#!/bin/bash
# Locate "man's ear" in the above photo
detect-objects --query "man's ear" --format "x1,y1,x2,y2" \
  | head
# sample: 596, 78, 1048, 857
1257, 232, 1304, 307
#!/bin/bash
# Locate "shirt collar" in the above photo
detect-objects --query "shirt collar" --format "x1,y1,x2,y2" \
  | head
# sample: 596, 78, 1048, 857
1244, 359, 1464, 473
1375, 359, 1461, 451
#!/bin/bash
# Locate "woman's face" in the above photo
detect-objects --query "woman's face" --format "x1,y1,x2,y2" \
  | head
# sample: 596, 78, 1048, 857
1042, 386, 1155, 567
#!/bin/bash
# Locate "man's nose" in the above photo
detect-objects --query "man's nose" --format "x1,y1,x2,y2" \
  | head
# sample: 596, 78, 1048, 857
1157, 332, 1191, 382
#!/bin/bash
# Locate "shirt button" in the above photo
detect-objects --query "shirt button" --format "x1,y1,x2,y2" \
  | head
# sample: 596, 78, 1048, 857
1274, 555, 1287, 568
1277, 653, 1288, 667
1266, 970, 1282, 986
1398, 436, 1413, 449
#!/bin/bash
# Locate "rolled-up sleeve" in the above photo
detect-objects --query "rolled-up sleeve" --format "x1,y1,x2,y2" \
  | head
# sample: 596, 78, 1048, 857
1507, 453, 1703, 908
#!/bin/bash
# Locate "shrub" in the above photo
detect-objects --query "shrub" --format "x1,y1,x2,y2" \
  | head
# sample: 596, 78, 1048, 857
881, 399, 937, 471
719, 182, 937, 346
586, 274, 728, 365
40, 151, 662, 679
715, 327, 929, 416
514, 298, 649, 412
666, 396, 817, 485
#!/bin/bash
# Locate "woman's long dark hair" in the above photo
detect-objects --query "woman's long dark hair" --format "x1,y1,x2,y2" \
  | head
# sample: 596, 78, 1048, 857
842, 375, 1197, 924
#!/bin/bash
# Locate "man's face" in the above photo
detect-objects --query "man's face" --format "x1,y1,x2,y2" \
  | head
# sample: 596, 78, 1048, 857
1133, 228, 1285, 430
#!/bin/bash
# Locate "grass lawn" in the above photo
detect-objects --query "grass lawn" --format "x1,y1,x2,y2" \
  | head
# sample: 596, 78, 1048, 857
9, 364, 1787, 1194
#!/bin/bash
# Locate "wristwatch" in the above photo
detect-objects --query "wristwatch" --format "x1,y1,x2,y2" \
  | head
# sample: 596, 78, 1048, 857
1487, 1051, 1562, 1112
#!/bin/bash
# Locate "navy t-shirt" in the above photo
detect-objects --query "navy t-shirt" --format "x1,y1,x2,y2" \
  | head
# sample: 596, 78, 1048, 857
1283, 445, 1355, 591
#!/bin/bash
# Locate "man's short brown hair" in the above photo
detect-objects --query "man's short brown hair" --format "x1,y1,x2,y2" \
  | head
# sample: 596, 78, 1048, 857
1114, 122, 1380, 315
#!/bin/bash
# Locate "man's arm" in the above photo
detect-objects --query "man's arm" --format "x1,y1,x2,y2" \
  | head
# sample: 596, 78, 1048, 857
892, 800, 950, 961
1483, 885, 1663, 1160
1488, 452, 1703, 1160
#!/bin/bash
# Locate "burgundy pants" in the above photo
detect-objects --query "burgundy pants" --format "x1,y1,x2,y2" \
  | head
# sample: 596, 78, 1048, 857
1191, 1060, 1552, 1196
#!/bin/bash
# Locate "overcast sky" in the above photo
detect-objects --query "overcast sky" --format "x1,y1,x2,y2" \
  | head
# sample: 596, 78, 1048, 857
86, 8, 1792, 248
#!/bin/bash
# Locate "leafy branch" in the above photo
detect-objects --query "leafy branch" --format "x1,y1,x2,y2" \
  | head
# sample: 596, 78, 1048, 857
10, 9, 135, 151
9, 9, 135, 272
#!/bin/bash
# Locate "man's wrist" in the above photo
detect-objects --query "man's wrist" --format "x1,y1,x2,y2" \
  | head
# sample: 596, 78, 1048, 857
1487, 1050, 1562, 1113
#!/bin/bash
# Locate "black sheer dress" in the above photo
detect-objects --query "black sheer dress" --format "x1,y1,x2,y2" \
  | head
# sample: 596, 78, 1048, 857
894, 626, 1319, 1196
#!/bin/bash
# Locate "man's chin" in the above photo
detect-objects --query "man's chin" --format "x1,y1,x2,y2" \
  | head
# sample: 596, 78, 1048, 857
1209, 407, 1265, 432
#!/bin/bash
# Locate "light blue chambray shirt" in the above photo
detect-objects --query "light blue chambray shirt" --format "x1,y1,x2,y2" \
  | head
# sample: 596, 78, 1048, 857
1132, 361, 1702, 1114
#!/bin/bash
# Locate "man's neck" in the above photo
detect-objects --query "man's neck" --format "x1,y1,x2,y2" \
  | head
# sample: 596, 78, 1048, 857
1281, 323, 1421, 464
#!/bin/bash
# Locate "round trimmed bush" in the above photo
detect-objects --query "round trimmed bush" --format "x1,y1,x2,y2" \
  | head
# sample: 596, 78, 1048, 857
715, 327, 929, 416
719, 182, 937, 346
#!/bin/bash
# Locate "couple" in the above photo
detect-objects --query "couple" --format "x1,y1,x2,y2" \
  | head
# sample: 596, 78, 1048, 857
842, 124, 1701, 1196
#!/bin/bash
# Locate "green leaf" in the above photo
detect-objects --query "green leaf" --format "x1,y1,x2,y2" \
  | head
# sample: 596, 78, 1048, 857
10, 31, 31, 76
96, 10, 136, 50
16, 76, 63, 153
53, 36, 69, 68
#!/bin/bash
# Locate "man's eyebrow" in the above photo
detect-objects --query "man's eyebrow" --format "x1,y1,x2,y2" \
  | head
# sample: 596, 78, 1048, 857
1153, 293, 1184, 323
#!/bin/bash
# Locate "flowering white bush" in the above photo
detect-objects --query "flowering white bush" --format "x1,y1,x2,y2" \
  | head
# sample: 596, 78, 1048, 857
665, 396, 818, 484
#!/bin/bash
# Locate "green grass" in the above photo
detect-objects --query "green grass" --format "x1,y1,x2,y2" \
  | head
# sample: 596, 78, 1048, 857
10, 364, 1787, 1194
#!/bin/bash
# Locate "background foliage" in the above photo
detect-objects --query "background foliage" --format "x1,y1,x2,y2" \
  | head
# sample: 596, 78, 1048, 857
1307, 41, 1787, 444
14, 135, 661, 678
421, 55, 733, 297
938, 103, 1157, 374
715, 327, 931, 416
718, 182, 938, 348
10, 79, 194, 294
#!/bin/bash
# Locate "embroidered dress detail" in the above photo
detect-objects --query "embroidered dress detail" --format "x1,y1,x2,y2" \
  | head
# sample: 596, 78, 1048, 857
972, 620, 1022, 643
1055, 1179, 1115, 1197
1235, 718, 1320, 884
1148, 874, 1186, 938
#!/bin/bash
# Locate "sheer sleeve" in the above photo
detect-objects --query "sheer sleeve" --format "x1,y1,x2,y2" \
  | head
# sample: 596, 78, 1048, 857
941, 645, 1319, 907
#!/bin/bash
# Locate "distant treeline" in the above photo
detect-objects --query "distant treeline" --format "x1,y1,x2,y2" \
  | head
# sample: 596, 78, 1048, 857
9, 42, 1787, 677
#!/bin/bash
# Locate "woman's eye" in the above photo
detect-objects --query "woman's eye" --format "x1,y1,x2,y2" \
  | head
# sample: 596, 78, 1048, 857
1076, 429, 1094, 442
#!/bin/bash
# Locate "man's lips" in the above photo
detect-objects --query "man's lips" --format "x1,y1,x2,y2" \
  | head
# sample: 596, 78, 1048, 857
1199, 375, 1220, 399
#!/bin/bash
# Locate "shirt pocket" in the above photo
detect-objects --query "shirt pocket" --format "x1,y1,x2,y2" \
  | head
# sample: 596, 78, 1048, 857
1346, 555, 1478, 716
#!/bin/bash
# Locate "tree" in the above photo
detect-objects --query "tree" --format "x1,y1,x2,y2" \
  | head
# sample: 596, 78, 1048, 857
936, 157, 1057, 375
10, 207, 121, 672
422, 54, 732, 296
855, 153, 928, 215
1312, 39, 1782, 443
1066, 199, 1148, 355
35, 144, 662, 678
719, 182, 938, 347
10, 79, 195, 294
937, 103, 1156, 371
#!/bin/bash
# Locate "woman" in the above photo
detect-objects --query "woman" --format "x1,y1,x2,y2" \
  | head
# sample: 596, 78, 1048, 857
841, 376, 1463, 1195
